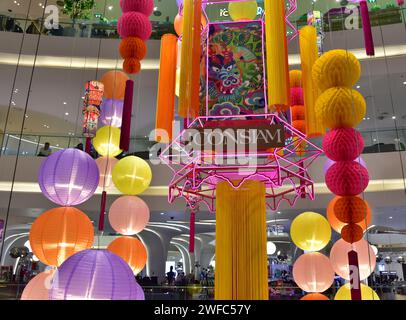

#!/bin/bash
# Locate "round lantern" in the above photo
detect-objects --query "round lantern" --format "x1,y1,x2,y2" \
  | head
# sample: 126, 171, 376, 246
341, 223, 364, 243
118, 12, 152, 40
21, 269, 55, 300
334, 196, 370, 224
123, 58, 141, 74
134, 281, 145, 300
327, 196, 371, 233
120, 0, 154, 16
330, 239, 376, 281
38, 148, 99, 206
371, 245, 378, 256
312, 49, 361, 92
174, 13, 183, 36
301, 293, 329, 300
108, 196, 150, 235
315, 87, 366, 128
107, 236, 147, 275
100, 70, 129, 100
292, 120, 306, 134
228, 1, 258, 21
266, 241, 276, 255
93, 126, 122, 158
293, 252, 335, 293
29, 207, 94, 267
119, 37, 147, 60
95, 156, 118, 189
50, 250, 141, 300
290, 212, 331, 252
99, 99, 124, 128
325, 161, 369, 196
291, 106, 305, 121
112, 156, 152, 195
334, 283, 380, 300
323, 128, 364, 161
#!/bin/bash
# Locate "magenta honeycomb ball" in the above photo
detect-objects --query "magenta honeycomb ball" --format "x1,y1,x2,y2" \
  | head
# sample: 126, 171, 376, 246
323, 128, 364, 161
118, 12, 152, 40
120, 0, 154, 16
290, 87, 304, 106
325, 161, 369, 196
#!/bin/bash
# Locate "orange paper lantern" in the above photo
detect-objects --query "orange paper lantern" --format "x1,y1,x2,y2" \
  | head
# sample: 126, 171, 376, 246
100, 70, 129, 100
291, 105, 305, 121
327, 196, 371, 233
29, 207, 94, 266
119, 37, 147, 60
334, 196, 370, 224
123, 58, 141, 74
107, 236, 147, 275
300, 293, 329, 300
341, 223, 364, 243
292, 120, 306, 133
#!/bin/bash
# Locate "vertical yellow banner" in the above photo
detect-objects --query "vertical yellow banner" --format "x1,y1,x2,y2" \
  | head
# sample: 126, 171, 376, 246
191, 0, 202, 118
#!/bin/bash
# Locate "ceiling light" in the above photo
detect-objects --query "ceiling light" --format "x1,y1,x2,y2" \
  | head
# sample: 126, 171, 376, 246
161, 212, 165, 215
392, 116, 396, 120
108, 5, 113, 10
389, 216, 393, 219
65, 112, 69, 116
63, 102, 67, 105
403, 81, 406, 85
154, 6, 158, 11
356, 85, 360, 89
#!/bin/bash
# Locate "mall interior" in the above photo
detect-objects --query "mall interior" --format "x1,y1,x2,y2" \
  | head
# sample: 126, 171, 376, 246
0, 0, 405, 301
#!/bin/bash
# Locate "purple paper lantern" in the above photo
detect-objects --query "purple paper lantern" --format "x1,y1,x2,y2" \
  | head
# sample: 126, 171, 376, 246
50, 250, 143, 300
99, 99, 124, 128
38, 148, 99, 206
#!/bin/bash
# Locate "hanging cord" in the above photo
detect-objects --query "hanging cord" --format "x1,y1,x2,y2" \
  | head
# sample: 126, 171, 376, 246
0, 0, 48, 265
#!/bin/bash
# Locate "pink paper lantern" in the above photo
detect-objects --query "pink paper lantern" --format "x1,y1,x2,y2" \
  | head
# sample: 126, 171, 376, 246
293, 252, 335, 293
323, 128, 364, 161
95, 157, 119, 189
21, 269, 55, 300
108, 196, 150, 235
330, 238, 376, 281
290, 87, 304, 106
120, 0, 154, 16
118, 12, 152, 40
325, 161, 369, 196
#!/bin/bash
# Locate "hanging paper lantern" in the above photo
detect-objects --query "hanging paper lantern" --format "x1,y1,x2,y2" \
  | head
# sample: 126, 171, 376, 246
120, 0, 154, 16
38, 148, 99, 206
93, 126, 123, 157
228, 1, 258, 21
327, 196, 371, 233
21, 269, 55, 300
330, 239, 376, 280
292, 120, 306, 134
50, 250, 142, 300
325, 161, 369, 196
123, 58, 141, 74
100, 70, 129, 100
108, 196, 150, 235
174, 13, 183, 36
266, 241, 276, 255
290, 212, 331, 252
95, 156, 118, 189
323, 128, 364, 161
107, 236, 147, 275
315, 87, 366, 128
29, 207, 94, 267
112, 156, 152, 195
118, 12, 152, 40
293, 252, 335, 293
84, 81, 104, 106
341, 223, 364, 243
289, 70, 302, 87
119, 37, 147, 60
290, 87, 304, 106
291, 105, 305, 121
312, 49, 361, 92
332, 196, 370, 224
301, 293, 329, 300
134, 281, 145, 300
82, 105, 100, 138
334, 283, 379, 300
99, 99, 124, 128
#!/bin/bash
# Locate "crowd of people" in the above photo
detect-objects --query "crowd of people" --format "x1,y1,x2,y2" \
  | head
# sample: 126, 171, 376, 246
37, 142, 96, 158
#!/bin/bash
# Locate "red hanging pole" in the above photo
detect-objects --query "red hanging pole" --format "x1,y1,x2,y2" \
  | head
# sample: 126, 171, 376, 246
120, 79, 134, 151
348, 250, 362, 300
98, 191, 107, 232
360, 0, 375, 56
189, 211, 195, 253
85, 137, 92, 154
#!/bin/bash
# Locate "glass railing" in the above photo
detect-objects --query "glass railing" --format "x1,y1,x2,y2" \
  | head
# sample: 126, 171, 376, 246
1, 6, 406, 40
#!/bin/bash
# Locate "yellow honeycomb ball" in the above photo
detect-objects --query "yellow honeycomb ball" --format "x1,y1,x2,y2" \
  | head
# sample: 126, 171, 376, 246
312, 50, 361, 92
315, 87, 366, 129
289, 70, 302, 88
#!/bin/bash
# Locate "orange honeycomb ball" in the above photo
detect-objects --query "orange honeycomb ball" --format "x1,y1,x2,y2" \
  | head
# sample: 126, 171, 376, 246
291, 105, 305, 121
123, 58, 141, 74
341, 223, 364, 243
119, 37, 147, 60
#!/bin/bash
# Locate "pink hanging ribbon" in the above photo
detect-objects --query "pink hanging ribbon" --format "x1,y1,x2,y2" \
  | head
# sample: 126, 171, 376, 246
85, 137, 92, 154
98, 191, 107, 232
360, 0, 375, 56
120, 79, 134, 151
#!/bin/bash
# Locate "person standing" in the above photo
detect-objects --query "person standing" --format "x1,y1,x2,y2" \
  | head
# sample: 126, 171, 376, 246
38, 142, 52, 157
166, 266, 176, 285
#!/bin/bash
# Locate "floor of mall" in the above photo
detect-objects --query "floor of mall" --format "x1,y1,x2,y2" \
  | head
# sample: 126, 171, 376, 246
0, 0, 406, 301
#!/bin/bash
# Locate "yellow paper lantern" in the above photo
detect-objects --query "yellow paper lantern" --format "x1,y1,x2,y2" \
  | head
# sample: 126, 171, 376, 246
112, 156, 152, 195
315, 87, 366, 128
334, 283, 380, 300
290, 212, 331, 252
93, 126, 122, 157
312, 49, 361, 93
228, 1, 258, 21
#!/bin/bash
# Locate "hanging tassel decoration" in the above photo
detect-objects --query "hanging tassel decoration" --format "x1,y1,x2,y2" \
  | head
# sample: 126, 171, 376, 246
120, 79, 134, 151
189, 211, 196, 253
360, 0, 375, 56
98, 191, 107, 232
348, 250, 362, 300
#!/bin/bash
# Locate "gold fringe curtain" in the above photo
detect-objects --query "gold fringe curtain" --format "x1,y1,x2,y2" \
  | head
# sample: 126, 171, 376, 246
190, 0, 202, 118
299, 26, 325, 137
215, 180, 268, 300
